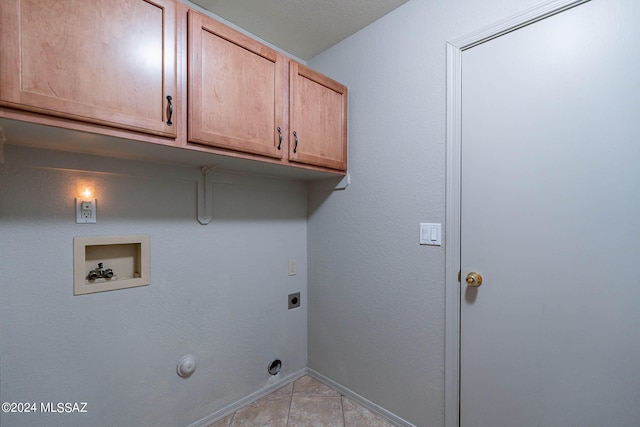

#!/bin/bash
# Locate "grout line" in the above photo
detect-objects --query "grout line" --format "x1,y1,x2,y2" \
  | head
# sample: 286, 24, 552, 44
285, 381, 293, 427
285, 396, 292, 427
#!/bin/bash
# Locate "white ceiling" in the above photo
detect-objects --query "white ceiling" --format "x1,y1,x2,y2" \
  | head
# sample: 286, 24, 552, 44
189, 0, 409, 61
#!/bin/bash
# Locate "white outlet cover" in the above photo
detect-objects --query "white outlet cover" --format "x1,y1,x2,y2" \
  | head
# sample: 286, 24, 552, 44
76, 198, 97, 223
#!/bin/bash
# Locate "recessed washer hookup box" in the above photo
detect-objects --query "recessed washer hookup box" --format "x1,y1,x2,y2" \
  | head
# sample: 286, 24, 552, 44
73, 235, 150, 295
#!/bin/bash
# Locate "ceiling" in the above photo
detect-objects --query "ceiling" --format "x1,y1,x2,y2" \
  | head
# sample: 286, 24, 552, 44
189, 0, 409, 61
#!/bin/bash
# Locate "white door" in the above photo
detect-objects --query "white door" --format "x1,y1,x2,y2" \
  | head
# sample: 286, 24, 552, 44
460, 1, 640, 426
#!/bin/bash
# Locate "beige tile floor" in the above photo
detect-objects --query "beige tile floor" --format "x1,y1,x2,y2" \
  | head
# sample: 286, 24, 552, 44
207, 375, 397, 427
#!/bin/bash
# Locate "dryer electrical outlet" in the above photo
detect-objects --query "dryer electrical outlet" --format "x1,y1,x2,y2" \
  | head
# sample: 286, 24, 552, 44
288, 292, 301, 309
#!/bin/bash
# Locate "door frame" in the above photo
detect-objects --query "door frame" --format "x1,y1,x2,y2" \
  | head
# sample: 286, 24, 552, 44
443, 1, 590, 426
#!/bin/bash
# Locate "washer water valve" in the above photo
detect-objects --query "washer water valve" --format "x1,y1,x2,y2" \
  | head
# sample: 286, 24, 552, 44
87, 263, 114, 281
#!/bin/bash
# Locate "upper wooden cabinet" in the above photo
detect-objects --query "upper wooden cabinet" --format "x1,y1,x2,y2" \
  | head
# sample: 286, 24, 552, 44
0, 0, 177, 138
0, 2, 347, 175
188, 10, 286, 159
289, 62, 348, 171
188, 10, 347, 173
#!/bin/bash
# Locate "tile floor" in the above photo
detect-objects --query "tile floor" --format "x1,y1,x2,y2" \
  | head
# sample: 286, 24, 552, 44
207, 375, 397, 427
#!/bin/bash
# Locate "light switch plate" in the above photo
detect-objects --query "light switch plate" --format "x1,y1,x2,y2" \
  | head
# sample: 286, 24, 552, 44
420, 223, 441, 246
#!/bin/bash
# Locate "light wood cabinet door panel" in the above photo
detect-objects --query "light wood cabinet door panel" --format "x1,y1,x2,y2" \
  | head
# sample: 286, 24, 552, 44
188, 11, 285, 159
0, 0, 177, 138
289, 62, 347, 171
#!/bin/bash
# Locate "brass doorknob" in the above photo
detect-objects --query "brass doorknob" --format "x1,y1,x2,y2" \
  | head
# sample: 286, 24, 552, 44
465, 272, 483, 288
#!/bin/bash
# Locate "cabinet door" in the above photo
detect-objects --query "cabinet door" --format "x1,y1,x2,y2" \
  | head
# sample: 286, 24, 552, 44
289, 62, 348, 171
0, 0, 177, 138
188, 11, 285, 159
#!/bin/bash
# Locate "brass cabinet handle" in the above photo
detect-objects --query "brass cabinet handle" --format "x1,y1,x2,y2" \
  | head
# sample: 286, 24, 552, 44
465, 272, 483, 288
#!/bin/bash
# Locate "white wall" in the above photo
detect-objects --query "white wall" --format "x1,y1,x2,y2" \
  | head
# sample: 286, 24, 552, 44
0, 145, 307, 426
307, 0, 541, 425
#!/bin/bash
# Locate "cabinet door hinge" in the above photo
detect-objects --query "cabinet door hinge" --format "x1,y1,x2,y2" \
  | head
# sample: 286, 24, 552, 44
458, 270, 461, 282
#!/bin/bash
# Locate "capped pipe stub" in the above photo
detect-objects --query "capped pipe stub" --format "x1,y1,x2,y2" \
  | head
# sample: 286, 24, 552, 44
177, 354, 196, 378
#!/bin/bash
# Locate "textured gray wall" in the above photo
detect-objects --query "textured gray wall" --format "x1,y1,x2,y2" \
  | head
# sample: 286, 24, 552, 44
1, 1, 569, 426
0, 146, 307, 426
307, 0, 541, 425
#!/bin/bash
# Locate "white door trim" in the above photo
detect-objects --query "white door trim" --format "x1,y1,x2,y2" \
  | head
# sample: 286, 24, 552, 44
443, 1, 590, 426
